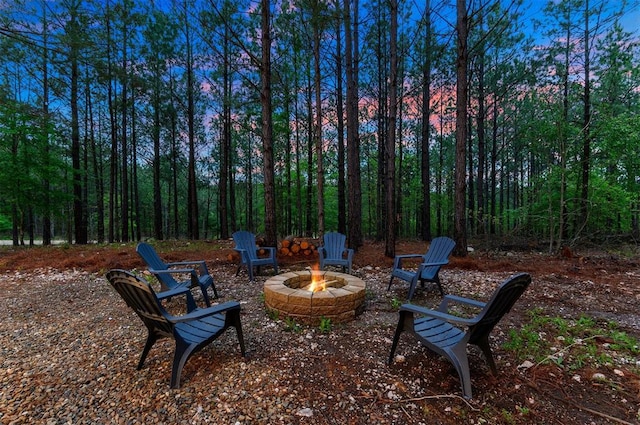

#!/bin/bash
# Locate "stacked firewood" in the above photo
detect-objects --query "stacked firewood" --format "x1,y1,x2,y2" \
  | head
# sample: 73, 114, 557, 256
227, 236, 319, 262
278, 236, 318, 257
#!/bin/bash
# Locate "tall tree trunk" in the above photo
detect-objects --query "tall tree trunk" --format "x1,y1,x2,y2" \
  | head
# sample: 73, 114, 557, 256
376, 4, 387, 241
41, 3, 52, 245
152, 67, 163, 240
220, 25, 231, 239
335, 3, 346, 235
454, 0, 468, 257
559, 4, 571, 247
294, 45, 303, 236
306, 59, 314, 237
11, 138, 19, 246
68, 5, 87, 245
420, 0, 432, 241
467, 94, 474, 235
580, 0, 592, 232
476, 10, 486, 236
314, 21, 325, 237
384, 0, 397, 258
185, 9, 199, 240
345, 0, 362, 249
120, 16, 129, 243
87, 72, 105, 243
261, 0, 277, 246
490, 95, 498, 235
170, 101, 179, 238
396, 47, 405, 235
131, 104, 141, 241
107, 1, 117, 243
283, 84, 292, 235
436, 90, 445, 235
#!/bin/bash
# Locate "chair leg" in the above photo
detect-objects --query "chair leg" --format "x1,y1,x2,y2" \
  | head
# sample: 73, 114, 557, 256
138, 332, 158, 370
200, 286, 212, 307
475, 337, 498, 375
388, 310, 412, 365
185, 291, 197, 312
229, 310, 246, 356
407, 277, 420, 301
170, 342, 197, 389
387, 276, 395, 291
447, 344, 473, 399
434, 276, 445, 296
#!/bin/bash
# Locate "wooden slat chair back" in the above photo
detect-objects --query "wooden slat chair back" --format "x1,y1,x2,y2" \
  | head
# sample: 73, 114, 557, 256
106, 269, 245, 388
136, 242, 218, 309
388, 236, 456, 299
232, 231, 278, 281
318, 232, 354, 274
388, 272, 531, 399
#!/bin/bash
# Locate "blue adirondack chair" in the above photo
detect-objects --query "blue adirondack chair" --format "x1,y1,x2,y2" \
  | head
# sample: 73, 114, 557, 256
388, 273, 531, 399
232, 231, 278, 281
105, 269, 245, 389
318, 232, 354, 274
136, 242, 218, 311
388, 236, 456, 300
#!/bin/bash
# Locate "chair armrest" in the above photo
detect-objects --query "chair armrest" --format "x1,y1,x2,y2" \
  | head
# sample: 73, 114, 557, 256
165, 260, 209, 275
345, 248, 354, 260
150, 268, 200, 289
421, 260, 449, 268
234, 248, 249, 261
156, 286, 192, 300
150, 267, 197, 276
167, 301, 241, 323
393, 254, 424, 268
438, 294, 486, 311
263, 247, 277, 257
400, 303, 477, 326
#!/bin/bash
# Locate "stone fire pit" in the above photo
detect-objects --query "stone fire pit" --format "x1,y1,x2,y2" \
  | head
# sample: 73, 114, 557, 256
264, 270, 366, 325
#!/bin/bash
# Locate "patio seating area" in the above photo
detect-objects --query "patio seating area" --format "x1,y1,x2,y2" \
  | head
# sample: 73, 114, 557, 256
1, 241, 638, 424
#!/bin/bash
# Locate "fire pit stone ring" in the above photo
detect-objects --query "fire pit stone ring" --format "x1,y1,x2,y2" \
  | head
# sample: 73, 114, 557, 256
264, 270, 366, 325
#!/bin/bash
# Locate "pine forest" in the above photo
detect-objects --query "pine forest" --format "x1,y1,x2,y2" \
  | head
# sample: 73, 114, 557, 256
0, 0, 639, 256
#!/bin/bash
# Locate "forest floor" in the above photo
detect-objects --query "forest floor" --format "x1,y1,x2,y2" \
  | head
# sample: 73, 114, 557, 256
0, 237, 639, 424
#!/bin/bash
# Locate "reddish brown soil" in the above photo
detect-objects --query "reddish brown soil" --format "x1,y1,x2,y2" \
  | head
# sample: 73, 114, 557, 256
0, 238, 635, 282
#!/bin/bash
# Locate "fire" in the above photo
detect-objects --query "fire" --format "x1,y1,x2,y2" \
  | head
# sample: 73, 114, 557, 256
307, 264, 326, 292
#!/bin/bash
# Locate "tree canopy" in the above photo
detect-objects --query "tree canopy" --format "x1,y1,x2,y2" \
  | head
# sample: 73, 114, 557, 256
0, 0, 638, 252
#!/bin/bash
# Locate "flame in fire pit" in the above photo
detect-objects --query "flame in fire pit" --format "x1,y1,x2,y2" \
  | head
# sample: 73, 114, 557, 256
306, 264, 326, 292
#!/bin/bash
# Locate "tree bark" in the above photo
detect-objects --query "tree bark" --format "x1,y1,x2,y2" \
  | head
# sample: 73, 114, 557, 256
313, 18, 325, 237
384, 0, 397, 258
68, 4, 88, 244
334, 3, 346, 234
454, 0, 468, 257
185, 6, 199, 240
420, 0, 432, 241
261, 0, 277, 247
344, 0, 362, 250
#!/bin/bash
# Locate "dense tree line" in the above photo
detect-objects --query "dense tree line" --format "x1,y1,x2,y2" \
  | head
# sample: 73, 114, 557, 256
0, 0, 638, 254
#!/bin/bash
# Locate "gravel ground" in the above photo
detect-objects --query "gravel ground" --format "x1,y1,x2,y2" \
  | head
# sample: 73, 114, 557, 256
1, 256, 639, 424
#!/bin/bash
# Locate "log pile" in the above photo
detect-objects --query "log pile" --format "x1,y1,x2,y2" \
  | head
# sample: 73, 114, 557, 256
226, 236, 319, 262
278, 236, 318, 257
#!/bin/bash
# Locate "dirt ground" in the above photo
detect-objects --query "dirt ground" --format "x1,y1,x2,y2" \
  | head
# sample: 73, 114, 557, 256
0, 238, 639, 424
